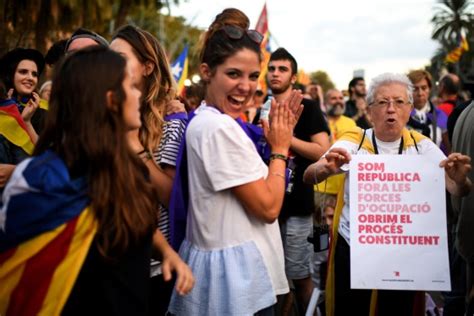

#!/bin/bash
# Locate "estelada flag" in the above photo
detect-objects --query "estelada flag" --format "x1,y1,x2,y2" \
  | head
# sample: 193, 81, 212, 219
171, 45, 189, 96
445, 35, 469, 63
255, 3, 271, 94
0, 151, 97, 315
0, 99, 35, 155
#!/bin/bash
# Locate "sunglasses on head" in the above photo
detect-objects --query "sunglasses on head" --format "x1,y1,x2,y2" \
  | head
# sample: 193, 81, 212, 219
221, 25, 263, 45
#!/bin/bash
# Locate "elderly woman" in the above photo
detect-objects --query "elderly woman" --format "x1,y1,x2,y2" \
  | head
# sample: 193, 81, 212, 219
303, 73, 472, 316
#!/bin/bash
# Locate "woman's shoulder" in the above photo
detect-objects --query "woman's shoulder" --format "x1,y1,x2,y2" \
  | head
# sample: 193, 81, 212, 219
190, 108, 241, 135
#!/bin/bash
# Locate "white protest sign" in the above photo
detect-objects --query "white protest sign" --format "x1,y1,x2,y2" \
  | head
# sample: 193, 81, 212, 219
349, 155, 451, 291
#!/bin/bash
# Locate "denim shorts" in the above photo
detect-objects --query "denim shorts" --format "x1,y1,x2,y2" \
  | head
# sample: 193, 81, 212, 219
281, 215, 314, 279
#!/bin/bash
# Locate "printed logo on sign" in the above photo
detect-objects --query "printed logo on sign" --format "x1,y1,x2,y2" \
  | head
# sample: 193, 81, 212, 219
394, 271, 400, 277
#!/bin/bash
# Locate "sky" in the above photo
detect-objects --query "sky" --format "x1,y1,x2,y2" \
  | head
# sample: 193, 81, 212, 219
168, 0, 440, 90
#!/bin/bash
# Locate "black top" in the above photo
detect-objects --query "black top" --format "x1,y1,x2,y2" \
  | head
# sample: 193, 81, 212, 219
280, 98, 330, 219
447, 99, 472, 142
0, 134, 29, 165
355, 115, 371, 130
31, 108, 47, 134
344, 99, 358, 118
62, 235, 153, 316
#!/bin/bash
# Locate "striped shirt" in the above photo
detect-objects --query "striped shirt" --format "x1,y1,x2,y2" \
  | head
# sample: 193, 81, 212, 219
150, 117, 186, 277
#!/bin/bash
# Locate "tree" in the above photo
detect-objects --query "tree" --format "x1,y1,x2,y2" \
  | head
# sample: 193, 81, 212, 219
310, 70, 335, 93
431, 0, 474, 45
430, 0, 474, 95
0, 0, 185, 55
124, 3, 202, 76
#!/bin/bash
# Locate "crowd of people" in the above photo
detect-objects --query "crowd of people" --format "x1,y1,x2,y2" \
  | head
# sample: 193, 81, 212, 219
0, 6, 473, 316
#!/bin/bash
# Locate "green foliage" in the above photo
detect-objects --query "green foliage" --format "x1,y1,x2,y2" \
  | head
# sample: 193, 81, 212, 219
310, 70, 335, 93
0, 0, 192, 55
125, 3, 203, 76
0, 0, 203, 80
431, 0, 474, 45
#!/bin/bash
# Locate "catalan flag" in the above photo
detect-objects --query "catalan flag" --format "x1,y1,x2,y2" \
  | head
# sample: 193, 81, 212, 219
18, 97, 49, 111
0, 99, 35, 155
0, 151, 97, 315
171, 45, 189, 96
445, 35, 469, 63
255, 3, 271, 94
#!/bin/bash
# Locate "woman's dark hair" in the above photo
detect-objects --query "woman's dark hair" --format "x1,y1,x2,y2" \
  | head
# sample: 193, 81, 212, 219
112, 24, 176, 152
200, 8, 262, 71
34, 46, 157, 257
45, 39, 68, 66
0, 48, 44, 94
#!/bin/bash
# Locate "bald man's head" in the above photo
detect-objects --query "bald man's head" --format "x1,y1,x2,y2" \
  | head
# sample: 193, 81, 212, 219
439, 73, 461, 97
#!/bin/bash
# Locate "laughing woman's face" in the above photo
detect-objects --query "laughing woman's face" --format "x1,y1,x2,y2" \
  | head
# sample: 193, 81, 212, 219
202, 48, 260, 119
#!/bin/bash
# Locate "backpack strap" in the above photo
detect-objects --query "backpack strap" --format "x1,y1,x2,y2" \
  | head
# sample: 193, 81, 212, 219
357, 129, 367, 152
409, 131, 419, 153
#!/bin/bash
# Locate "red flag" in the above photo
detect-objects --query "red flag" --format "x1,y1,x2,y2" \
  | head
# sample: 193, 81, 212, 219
255, 3, 271, 94
255, 4, 268, 35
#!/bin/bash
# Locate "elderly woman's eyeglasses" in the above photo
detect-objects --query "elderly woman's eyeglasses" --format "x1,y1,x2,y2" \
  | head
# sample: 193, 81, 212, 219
222, 25, 264, 45
369, 99, 410, 108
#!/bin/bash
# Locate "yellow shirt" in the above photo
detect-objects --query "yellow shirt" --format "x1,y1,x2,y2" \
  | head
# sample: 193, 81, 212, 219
328, 115, 356, 142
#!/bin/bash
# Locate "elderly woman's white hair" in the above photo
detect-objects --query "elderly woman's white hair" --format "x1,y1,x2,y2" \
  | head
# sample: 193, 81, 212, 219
366, 73, 414, 105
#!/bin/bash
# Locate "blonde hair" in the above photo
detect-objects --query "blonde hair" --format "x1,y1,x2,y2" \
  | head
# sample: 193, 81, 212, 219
113, 25, 177, 152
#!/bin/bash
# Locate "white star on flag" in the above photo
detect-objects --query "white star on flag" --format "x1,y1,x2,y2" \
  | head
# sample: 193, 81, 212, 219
172, 63, 182, 79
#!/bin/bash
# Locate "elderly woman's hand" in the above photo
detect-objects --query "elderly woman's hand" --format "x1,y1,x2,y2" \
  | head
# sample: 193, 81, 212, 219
440, 153, 472, 196
323, 147, 352, 173
303, 147, 351, 184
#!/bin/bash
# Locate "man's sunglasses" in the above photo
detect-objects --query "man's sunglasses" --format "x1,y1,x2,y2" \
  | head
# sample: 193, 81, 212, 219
221, 25, 263, 45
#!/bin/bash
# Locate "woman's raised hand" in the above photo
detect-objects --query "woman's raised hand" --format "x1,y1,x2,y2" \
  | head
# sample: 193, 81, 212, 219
21, 92, 40, 122
284, 89, 304, 122
263, 97, 296, 154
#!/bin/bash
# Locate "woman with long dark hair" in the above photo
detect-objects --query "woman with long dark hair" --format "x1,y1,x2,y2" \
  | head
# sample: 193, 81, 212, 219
1, 46, 158, 315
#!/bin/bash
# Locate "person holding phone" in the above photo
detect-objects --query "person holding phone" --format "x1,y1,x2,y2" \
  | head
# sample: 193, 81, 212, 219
0, 48, 45, 189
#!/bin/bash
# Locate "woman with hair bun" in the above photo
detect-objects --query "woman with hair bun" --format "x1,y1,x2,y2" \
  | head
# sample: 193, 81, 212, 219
168, 8, 302, 315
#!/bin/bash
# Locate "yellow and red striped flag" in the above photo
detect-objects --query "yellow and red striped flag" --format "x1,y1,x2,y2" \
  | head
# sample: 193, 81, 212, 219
445, 35, 469, 63
0, 151, 97, 315
0, 99, 35, 155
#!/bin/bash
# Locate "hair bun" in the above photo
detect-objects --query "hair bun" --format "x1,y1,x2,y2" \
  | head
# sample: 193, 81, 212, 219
199, 8, 250, 61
